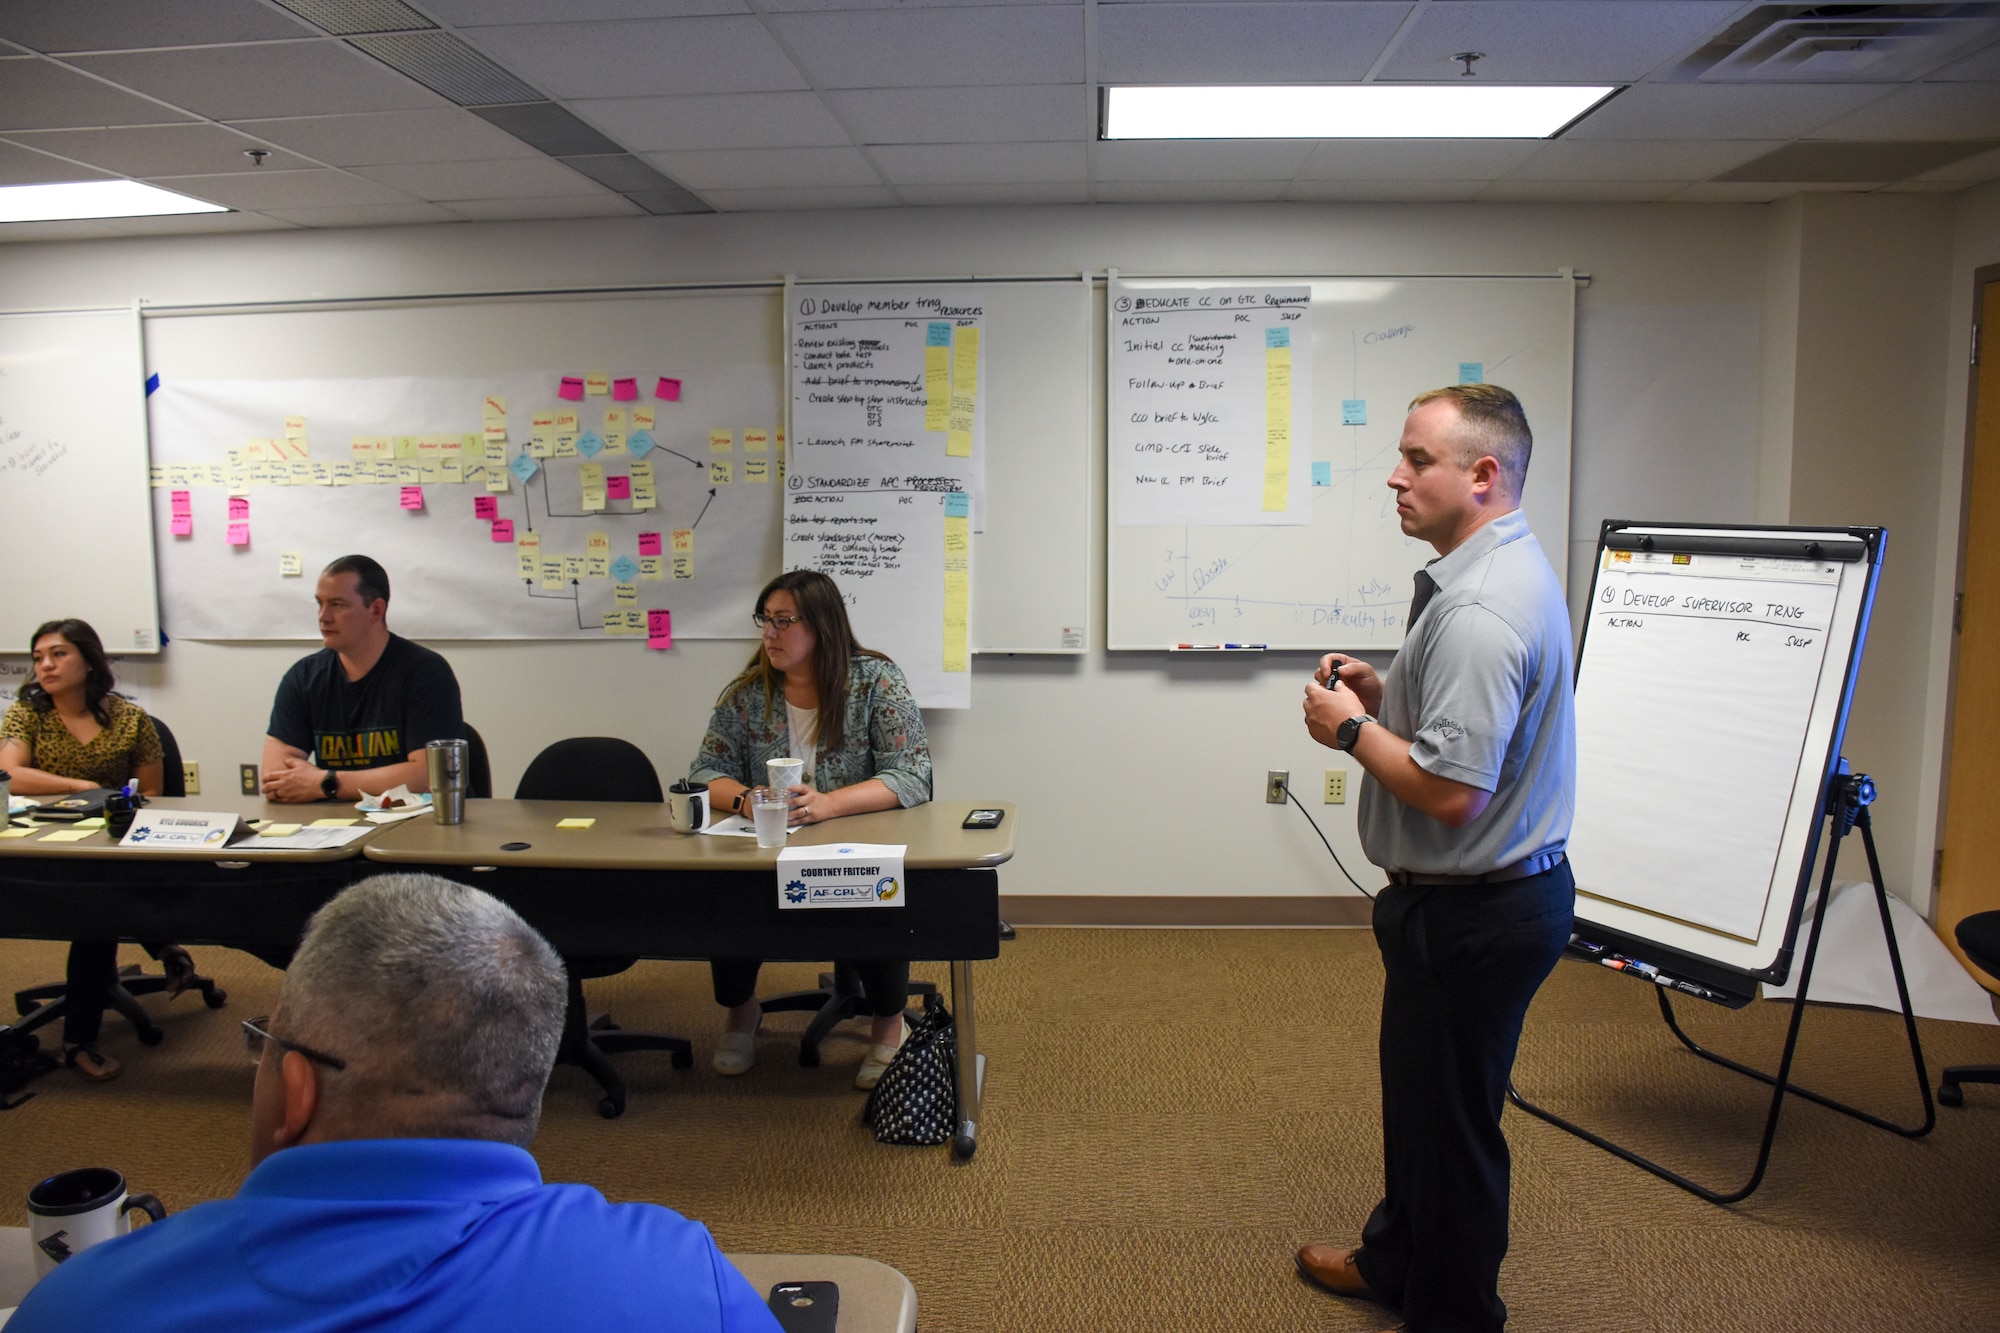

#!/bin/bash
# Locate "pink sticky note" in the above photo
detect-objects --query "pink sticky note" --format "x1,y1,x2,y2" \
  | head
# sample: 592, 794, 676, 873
226, 521, 250, 546
170, 514, 193, 537
612, 377, 638, 402
654, 377, 681, 401
170, 489, 192, 517
646, 609, 672, 650
474, 495, 498, 520
400, 485, 425, 511
558, 376, 585, 402
637, 531, 663, 557
606, 475, 632, 501
491, 518, 515, 542
228, 496, 250, 522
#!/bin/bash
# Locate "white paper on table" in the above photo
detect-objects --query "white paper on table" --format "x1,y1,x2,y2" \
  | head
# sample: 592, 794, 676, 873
246, 825, 374, 850
702, 813, 784, 838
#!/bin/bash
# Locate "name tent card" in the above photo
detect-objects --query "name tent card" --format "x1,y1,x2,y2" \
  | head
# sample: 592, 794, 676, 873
775, 842, 907, 910
120, 810, 253, 848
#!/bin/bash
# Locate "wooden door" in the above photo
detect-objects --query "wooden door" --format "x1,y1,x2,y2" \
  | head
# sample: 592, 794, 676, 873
1939, 275, 2000, 992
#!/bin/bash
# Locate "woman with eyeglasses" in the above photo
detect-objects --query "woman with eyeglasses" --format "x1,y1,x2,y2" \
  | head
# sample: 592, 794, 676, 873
689, 569, 932, 1088
0, 618, 195, 1081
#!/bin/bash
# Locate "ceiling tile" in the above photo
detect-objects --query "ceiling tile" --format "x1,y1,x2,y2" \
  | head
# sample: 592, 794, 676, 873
0, 137, 115, 184
826, 86, 1087, 144
1562, 83, 1895, 141
770, 8, 1083, 89
1296, 139, 1542, 181
146, 167, 417, 210
643, 145, 879, 189
1806, 82, 2000, 141
425, 0, 747, 23
1096, 3, 1408, 83
870, 141, 1087, 185
259, 202, 463, 227
1476, 179, 1689, 202
1913, 143, 2000, 182
456, 18, 807, 98
1669, 181, 1866, 203
897, 181, 1091, 206
0, 56, 197, 130
226, 110, 542, 167
697, 184, 898, 211
0, 219, 126, 243
1716, 139, 2000, 181
444, 194, 645, 220
1094, 140, 1311, 181
1379, 2, 1740, 83
763, 0, 1073, 9
93, 210, 297, 235
68, 41, 448, 120
1286, 179, 1487, 202
571, 93, 850, 152
1930, 37, 2000, 81
1093, 179, 1290, 202
1877, 179, 1973, 193
5, 124, 316, 177
0, 0, 314, 53
352, 157, 607, 200
1502, 138, 1782, 182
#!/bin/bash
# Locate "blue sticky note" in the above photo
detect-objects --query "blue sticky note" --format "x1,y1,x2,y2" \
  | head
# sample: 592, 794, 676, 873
611, 555, 638, 583
1265, 327, 1290, 349
945, 491, 969, 518
576, 430, 604, 458
628, 429, 656, 458
926, 322, 952, 348
1341, 399, 1366, 426
1312, 461, 1333, 487
509, 453, 540, 483
1459, 361, 1483, 384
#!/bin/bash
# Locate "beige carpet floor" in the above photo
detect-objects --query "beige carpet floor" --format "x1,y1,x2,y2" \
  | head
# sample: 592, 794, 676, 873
2, 927, 1998, 1332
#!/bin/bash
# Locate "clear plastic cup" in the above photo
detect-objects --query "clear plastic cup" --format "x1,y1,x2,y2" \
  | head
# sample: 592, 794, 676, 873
750, 788, 788, 848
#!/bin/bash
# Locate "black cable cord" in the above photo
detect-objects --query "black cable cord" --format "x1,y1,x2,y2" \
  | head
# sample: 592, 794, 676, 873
1286, 785, 1375, 900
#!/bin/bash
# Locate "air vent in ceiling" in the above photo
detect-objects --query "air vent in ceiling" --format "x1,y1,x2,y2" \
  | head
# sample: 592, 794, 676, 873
269, 0, 433, 37
350, 31, 543, 107
1669, 3, 2000, 82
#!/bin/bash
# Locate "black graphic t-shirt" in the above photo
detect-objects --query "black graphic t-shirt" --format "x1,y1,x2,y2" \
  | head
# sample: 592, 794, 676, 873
267, 634, 464, 773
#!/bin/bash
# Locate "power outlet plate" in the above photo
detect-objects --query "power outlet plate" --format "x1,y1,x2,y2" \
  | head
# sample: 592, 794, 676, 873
1324, 769, 1346, 804
1266, 770, 1289, 804
239, 763, 259, 796
181, 762, 200, 795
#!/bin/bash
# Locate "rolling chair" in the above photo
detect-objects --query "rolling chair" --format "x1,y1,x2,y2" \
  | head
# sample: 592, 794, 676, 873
463, 723, 493, 800
1938, 910, 2000, 1107
13, 717, 227, 1048
515, 737, 692, 1118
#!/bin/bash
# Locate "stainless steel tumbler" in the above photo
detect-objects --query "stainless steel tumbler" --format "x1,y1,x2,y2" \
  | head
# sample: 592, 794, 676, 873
426, 739, 468, 825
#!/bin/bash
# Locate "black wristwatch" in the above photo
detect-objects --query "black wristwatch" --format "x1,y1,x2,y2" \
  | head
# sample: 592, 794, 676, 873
1335, 714, 1376, 752
319, 770, 340, 800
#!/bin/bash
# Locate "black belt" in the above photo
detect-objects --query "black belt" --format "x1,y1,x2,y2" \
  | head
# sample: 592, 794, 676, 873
1386, 851, 1565, 887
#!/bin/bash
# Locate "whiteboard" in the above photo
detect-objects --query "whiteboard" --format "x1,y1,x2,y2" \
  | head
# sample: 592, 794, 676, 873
0, 307, 160, 654
1566, 523, 1884, 987
1106, 275, 1574, 650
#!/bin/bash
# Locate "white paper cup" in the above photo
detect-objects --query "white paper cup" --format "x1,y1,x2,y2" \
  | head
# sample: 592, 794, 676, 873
766, 757, 804, 795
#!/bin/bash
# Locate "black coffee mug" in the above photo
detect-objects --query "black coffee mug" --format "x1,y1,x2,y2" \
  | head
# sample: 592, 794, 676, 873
103, 792, 147, 839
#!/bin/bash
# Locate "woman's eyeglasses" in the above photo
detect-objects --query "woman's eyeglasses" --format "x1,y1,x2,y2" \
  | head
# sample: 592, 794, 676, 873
752, 612, 804, 631
241, 1016, 347, 1071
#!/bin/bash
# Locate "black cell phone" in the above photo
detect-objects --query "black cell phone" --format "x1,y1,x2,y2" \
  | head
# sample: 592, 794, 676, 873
962, 808, 1004, 829
767, 1281, 839, 1333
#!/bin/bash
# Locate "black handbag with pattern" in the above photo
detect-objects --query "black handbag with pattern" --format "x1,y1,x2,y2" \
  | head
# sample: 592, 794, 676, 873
863, 994, 957, 1146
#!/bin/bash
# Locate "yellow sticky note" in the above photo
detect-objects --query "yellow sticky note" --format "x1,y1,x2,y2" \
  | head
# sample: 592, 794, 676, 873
280, 551, 303, 577
744, 456, 769, 483
632, 406, 655, 431
309, 817, 359, 828
1264, 344, 1292, 512
288, 460, 313, 485
555, 434, 580, 459
585, 373, 609, 397
394, 435, 418, 460
671, 529, 694, 553
540, 558, 565, 591
672, 554, 694, 580
244, 439, 270, 462
710, 429, 734, 452
557, 817, 596, 829
564, 555, 585, 581
629, 459, 655, 486
74, 817, 107, 829
0, 827, 33, 839
484, 395, 508, 421
285, 415, 308, 438
924, 340, 950, 431
744, 428, 769, 454
518, 532, 542, 557
947, 326, 980, 459
258, 823, 303, 837
586, 530, 611, 555
332, 463, 354, 487
710, 460, 732, 485
614, 582, 638, 606
585, 555, 610, 580
604, 408, 626, 431
775, 428, 786, 452
555, 410, 579, 435
639, 556, 664, 580
149, 466, 166, 487
440, 458, 462, 485
947, 429, 971, 458
630, 482, 656, 510
40, 829, 97, 842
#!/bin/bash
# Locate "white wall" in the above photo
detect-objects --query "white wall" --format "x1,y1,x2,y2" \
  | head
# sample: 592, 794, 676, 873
2, 200, 1957, 909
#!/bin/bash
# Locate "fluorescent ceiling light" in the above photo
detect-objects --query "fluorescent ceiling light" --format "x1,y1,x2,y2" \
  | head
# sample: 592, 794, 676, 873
0, 181, 228, 223
1103, 85, 1620, 140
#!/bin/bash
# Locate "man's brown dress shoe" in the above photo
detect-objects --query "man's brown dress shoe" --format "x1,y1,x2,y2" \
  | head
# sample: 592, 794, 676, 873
1294, 1244, 1384, 1302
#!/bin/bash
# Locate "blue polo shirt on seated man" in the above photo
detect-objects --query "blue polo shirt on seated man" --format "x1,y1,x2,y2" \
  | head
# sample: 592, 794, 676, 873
10, 1139, 777, 1332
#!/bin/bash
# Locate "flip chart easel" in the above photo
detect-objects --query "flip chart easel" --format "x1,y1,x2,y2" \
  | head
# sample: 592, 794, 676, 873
1510, 522, 1933, 1204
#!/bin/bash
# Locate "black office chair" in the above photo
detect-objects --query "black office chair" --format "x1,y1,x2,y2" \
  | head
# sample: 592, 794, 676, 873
12, 717, 227, 1048
1938, 911, 2000, 1107
515, 738, 692, 1118
463, 723, 493, 800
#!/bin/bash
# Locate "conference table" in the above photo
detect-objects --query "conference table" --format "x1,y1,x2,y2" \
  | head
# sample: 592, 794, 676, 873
0, 795, 1013, 1157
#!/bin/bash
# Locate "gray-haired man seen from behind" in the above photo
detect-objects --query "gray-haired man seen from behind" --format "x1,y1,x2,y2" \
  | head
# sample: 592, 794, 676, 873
12, 874, 782, 1332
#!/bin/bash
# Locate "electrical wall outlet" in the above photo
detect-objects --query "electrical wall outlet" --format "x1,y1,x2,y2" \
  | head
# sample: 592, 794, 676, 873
239, 763, 259, 796
1324, 769, 1346, 804
1266, 770, 1289, 804
181, 761, 200, 795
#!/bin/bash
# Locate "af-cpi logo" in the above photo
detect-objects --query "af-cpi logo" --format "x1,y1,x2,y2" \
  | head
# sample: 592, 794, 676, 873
784, 879, 809, 904
875, 876, 900, 902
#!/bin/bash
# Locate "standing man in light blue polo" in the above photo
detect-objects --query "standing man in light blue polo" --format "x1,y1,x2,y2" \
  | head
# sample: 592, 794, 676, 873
1297, 384, 1576, 1333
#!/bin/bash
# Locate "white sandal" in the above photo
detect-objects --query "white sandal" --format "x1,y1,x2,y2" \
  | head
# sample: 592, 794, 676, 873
713, 1028, 758, 1076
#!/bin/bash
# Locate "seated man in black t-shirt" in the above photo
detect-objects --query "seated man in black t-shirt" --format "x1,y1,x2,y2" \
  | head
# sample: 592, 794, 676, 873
261, 554, 466, 804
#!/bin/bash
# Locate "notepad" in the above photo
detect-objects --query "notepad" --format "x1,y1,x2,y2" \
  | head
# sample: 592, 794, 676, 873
556, 817, 596, 829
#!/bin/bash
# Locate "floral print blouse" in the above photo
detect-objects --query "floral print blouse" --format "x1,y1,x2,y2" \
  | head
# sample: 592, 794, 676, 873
691, 655, 931, 808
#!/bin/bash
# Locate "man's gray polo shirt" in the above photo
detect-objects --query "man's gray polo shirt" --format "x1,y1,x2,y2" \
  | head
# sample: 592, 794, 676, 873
1356, 508, 1576, 876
